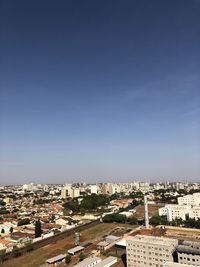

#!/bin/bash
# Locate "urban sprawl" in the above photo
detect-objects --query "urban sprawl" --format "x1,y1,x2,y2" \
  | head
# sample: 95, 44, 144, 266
0, 181, 200, 267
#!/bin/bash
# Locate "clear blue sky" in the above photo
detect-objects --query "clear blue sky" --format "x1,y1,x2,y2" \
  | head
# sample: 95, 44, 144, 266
0, 0, 200, 184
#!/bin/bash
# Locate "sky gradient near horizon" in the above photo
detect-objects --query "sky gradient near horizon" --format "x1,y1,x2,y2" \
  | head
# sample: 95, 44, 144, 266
0, 0, 200, 184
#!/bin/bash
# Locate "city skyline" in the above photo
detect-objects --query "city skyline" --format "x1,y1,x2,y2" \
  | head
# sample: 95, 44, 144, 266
0, 0, 200, 184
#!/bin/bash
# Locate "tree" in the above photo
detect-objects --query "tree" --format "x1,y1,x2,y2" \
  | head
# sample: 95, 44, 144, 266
79, 252, 86, 261
103, 214, 127, 223
0, 201, 6, 207
35, 220, 42, 238
65, 254, 71, 263
0, 250, 6, 263
17, 218, 30, 226
63, 194, 110, 213
0, 209, 9, 215
12, 246, 21, 257
26, 242, 33, 252
149, 215, 168, 225
128, 216, 138, 225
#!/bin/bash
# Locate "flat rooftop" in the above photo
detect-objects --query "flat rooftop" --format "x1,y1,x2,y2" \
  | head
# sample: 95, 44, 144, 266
106, 235, 120, 240
163, 263, 197, 267
94, 256, 117, 267
68, 245, 84, 254
46, 254, 65, 264
177, 245, 200, 255
127, 235, 178, 247
73, 256, 101, 267
115, 236, 134, 248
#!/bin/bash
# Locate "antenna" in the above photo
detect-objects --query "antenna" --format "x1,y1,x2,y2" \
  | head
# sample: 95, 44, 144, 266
144, 195, 149, 229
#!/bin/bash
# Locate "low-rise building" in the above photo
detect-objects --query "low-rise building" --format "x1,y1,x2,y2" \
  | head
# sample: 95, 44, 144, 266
68, 245, 84, 255
94, 256, 117, 267
105, 235, 120, 244
73, 256, 101, 267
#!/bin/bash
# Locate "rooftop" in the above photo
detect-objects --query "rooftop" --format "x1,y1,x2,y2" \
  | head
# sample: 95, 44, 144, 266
163, 263, 196, 267
127, 235, 178, 247
46, 254, 65, 264
68, 245, 84, 254
106, 235, 120, 241
177, 245, 200, 256
73, 256, 101, 267
93, 256, 117, 267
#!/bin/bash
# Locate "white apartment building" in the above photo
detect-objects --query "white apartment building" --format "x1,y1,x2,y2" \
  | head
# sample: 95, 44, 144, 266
22, 183, 34, 192
159, 193, 200, 222
61, 185, 80, 199
126, 235, 178, 267
159, 205, 190, 221
61, 187, 68, 199
102, 183, 120, 195
188, 207, 200, 220
72, 188, 80, 198
139, 182, 150, 193
90, 185, 98, 194
178, 193, 200, 207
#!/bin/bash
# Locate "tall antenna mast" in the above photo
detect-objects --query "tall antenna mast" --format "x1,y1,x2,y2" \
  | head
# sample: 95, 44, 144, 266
144, 195, 149, 229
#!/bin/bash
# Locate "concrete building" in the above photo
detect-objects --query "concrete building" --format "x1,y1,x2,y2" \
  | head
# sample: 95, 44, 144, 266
22, 183, 34, 192
178, 193, 200, 207
126, 235, 178, 267
163, 263, 198, 267
94, 256, 117, 267
61, 185, 80, 199
68, 245, 84, 255
73, 256, 101, 267
188, 207, 200, 220
159, 204, 200, 222
61, 187, 68, 199
73, 188, 80, 198
176, 241, 200, 266
46, 254, 65, 265
159, 205, 190, 221
90, 185, 98, 194
139, 182, 150, 193
105, 235, 120, 244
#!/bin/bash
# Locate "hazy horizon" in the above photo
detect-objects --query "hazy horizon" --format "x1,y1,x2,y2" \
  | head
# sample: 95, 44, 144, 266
0, 0, 200, 184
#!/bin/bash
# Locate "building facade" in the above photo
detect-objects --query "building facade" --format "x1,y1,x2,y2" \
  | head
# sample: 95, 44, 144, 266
126, 235, 178, 267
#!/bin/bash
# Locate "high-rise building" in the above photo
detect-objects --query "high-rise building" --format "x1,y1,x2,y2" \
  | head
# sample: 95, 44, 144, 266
90, 185, 98, 194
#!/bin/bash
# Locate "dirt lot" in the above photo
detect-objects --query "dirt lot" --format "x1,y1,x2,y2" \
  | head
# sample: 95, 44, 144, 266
2, 223, 137, 267
134, 204, 162, 220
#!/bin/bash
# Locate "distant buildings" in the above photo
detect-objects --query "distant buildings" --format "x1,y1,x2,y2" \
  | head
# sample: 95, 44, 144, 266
90, 184, 98, 194
22, 183, 34, 192
61, 184, 80, 199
